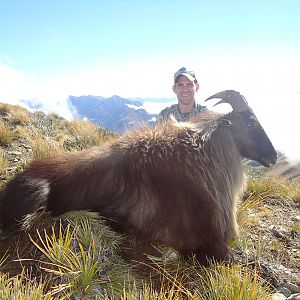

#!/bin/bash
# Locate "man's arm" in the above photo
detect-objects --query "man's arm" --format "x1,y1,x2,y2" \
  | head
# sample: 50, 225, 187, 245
155, 107, 172, 125
155, 111, 165, 125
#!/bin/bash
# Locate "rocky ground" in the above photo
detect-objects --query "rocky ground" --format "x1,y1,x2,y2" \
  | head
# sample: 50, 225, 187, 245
233, 195, 300, 299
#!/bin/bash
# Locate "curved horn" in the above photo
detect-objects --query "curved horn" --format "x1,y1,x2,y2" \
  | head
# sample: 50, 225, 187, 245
205, 90, 249, 112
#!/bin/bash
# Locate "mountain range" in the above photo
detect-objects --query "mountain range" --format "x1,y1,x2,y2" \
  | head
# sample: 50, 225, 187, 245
68, 95, 157, 133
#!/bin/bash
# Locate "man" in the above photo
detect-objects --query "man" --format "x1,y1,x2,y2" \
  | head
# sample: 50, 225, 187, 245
156, 67, 207, 124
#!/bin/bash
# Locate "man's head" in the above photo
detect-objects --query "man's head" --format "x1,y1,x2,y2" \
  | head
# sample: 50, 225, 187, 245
173, 67, 199, 112
174, 67, 198, 84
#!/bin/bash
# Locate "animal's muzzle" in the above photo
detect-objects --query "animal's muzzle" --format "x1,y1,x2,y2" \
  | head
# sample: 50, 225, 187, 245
260, 152, 277, 167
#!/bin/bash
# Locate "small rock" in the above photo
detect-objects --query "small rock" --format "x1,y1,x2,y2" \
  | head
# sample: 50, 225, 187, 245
2, 114, 10, 120
269, 225, 289, 238
278, 287, 292, 297
162, 247, 179, 261
281, 283, 300, 294
272, 292, 287, 300
292, 215, 300, 222
287, 293, 300, 300
8, 151, 22, 155
20, 144, 31, 149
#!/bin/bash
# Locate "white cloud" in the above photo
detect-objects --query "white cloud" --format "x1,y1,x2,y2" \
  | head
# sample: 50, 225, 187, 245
142, 101, 176, 114
126, 104, 143, 110
0, 63, 73, 119
0, 64, 28, 102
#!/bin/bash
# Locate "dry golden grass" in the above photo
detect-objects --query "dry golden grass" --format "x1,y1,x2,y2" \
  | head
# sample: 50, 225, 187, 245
30, 137, 63, 159
10, 109, 34, 126
0, 121, 14, 144
0, 103, 13, 113
237, 194, 270, 231
194, 264, 272, 300
0, 103, 33, 125
0, 272, 53, 299
67, 119, 107, 150
246, 174, 300, 203
15, 126, 64, 158
14, 125, 34, 142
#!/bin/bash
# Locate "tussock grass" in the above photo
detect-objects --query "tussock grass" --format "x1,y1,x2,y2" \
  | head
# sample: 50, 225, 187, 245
65, 119, 109, 150
0, 102, 13, 113
237, 194, 269, 231
10, 109, 34, 126
26, 212, 131, 299
0, 103, 33, 125
0, 121, 14, 144
122, 255, 272, 299
16, 126, 64, 158
289, 220, 300, 235
245, 171, 300, 203
0, 272, 53, 300
195, 264, 272, 300
14, 125, 33, 141
30, 137, 63, 159
7, 104, 34, 126
121, 281, 193, 299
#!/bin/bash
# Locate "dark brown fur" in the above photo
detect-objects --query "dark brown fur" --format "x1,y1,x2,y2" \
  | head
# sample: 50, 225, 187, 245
0, 109, 276, 263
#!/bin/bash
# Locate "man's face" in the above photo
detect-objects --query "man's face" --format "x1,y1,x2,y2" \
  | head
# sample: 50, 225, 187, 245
173, 76, 199, 106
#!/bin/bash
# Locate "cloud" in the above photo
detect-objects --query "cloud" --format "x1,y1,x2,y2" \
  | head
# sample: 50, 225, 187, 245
0, 63, 28, 102
0, 63, 73, 119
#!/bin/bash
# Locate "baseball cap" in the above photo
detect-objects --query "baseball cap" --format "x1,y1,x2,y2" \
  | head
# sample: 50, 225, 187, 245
174, 67, 197, 84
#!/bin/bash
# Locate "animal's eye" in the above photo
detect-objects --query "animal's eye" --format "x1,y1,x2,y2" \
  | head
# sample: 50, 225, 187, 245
247, 115, 258, 127
219, 119, 232, 126
247, 121, 256, 127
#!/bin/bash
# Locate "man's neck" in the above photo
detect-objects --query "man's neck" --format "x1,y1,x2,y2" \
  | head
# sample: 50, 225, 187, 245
178, 102, 195, 114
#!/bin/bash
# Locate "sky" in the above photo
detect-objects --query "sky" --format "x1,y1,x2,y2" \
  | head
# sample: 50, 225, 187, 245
0, 0, 299, 161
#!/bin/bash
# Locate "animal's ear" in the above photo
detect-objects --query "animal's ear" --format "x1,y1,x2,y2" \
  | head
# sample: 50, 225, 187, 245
218, 118, 232, 127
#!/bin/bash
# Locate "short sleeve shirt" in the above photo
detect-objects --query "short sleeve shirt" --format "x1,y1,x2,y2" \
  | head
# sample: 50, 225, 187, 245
155, 103, 208, 124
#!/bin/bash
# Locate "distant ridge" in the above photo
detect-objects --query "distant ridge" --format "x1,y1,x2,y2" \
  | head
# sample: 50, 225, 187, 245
68, 95, 156, 133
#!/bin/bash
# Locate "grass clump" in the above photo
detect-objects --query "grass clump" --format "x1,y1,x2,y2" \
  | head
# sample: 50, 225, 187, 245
0, 103, 13, 113
289, 220, 300, 235
10, 106, 34, 126
16, 126, 64, 159
121, 282, 193, 299
28, 212, 130, 299
64, 119, 111, 151
195, 264, 272, 300
0, 103, 33, 125
245, 170, 300, 203
30, 138, 63, 159
0, 272, 53, 300
0, 121, 14, 144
